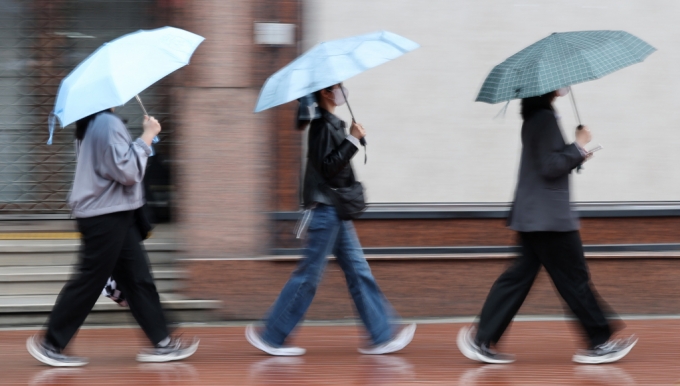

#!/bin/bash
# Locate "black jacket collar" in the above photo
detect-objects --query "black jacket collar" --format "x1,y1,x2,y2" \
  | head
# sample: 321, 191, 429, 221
319, 108, 346, 131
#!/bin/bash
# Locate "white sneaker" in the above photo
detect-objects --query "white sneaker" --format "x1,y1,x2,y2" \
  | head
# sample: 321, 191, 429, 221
26, 335, 88, 367
136, 337, 200, 363
245, 324, 306, 356
572, 335, 638, 364
456, 325, 480, 362
456, 325, 515, 364
358, 323, 416, 355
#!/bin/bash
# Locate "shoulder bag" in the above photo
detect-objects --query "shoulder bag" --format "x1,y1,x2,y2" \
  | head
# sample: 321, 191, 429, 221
321, 181, 366, 220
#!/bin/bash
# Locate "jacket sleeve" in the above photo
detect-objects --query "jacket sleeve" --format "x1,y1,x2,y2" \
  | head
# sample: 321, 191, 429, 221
96, 118, 151, 186
531, 111, 585, 180
307, 121, 358, 180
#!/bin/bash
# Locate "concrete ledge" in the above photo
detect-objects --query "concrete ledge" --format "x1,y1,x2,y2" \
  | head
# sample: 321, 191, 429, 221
0, 239, 178, 253
0, 266, 184, 282
0, 294, 221, 313
0, 294, 222, 327
179, 250, 680, 262
0, 251, 177, 267
272, 201, 680, 220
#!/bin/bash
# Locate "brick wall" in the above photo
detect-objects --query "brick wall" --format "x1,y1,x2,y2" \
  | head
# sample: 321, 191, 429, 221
181, 256, 680, 320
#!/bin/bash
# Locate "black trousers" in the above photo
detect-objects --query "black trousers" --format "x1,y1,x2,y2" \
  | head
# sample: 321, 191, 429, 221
476, 231, 612, 348
46, 210, 169, 350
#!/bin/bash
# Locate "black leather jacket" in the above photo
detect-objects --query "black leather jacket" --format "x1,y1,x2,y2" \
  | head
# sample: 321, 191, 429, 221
302, 108, 359, 208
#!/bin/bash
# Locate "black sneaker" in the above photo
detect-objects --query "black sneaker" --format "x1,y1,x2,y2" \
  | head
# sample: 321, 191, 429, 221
136, 336, 200, 363
456, 325, 515, 364
26, 335, 88, 367
572, 335, 638, 364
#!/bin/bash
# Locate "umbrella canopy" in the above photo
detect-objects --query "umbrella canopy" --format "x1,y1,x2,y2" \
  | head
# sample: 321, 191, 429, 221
48, 26, 204, 144
476, 31, 656, 104
254, 31, 419, 113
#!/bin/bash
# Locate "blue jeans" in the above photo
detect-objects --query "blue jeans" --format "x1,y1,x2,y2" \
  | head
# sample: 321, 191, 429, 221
261, 204, 395, 346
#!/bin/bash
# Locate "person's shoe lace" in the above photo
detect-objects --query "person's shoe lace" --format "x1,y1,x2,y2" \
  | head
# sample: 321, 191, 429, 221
479, 343, 504, 358
594, 337, 628, 353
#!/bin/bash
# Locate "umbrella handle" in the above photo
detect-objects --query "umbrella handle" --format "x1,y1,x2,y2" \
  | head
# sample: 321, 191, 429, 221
568, 86, 586, 173
340, 87, 367, 164
340, 87, 366, 146
568, 86, 583, 129
340, 87, 356, 123
135, 95, 159, 144
135, 95, 149, 116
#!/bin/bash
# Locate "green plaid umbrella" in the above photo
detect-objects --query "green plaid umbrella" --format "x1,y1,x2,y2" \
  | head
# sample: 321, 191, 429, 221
476, 31, 656, 105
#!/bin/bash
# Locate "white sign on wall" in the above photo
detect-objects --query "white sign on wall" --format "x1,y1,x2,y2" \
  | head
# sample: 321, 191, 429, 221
255, 22, 296, 46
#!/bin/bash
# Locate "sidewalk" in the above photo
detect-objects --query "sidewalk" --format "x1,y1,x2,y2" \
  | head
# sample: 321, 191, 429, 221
5, 319, 680, 385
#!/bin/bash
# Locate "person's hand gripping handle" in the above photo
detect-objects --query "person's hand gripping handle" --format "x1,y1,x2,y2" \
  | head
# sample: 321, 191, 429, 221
575, 125, 592, 149
141, 116, 161, 147
350, 121, 367, 164
350, 121, 366, 143
135, 95, 160, 147
575, 125, 592, 173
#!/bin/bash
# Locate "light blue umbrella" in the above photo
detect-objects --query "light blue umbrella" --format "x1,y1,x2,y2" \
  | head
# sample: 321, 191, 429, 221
48, 26, 205, 144
254, 31, 419, 113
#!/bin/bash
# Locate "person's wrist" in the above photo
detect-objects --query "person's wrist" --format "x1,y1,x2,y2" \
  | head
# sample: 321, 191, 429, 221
141, 132, 156, 146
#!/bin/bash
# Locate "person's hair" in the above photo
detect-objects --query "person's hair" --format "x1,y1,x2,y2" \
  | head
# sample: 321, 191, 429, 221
520, 91, 556, 121
313, 85, 335, 102
75, 110, 108, 140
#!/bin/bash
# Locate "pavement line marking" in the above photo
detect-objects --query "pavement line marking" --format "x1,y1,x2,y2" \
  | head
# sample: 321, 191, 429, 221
0, 232, 80, 240
3, 314, 680, 331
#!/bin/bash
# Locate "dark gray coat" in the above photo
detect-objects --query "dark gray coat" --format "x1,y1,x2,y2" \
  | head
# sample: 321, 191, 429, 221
508, 109, 585, 232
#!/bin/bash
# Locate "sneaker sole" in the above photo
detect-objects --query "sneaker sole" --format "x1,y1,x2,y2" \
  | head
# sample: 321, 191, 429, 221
475, 352, 516, 364
572, 338, 638, 364
456, 327, 515, 364
358, 323, 417, 355
245, 325, 305, 356
26, 336, 88, 367
136, 339, 200, 363
456, 326, 482, 362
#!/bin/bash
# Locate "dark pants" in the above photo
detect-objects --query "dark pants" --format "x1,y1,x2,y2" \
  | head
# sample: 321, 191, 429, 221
45, 210, 169, 350
475, 231, 612, 348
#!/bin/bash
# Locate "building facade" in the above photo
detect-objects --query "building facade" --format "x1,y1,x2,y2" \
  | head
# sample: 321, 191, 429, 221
1, 0, 680, 320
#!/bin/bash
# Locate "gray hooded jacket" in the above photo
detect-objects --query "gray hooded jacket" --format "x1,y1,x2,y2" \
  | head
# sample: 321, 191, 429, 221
68, 112, 151, 218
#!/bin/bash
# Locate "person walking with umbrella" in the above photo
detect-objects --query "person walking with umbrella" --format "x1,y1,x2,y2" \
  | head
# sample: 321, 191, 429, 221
246, 31, 420, 356
247, 84, 415, 355
27, 110, 199, 367
457, 31, 655, 365
26, 27, 204, 367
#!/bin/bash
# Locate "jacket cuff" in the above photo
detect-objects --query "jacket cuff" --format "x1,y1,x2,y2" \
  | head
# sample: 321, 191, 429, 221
568, 143, 585, 168
339, 138, 359, 160
573, 142, 588, 157
345, 135, 361, 149
134, 138, 152, 156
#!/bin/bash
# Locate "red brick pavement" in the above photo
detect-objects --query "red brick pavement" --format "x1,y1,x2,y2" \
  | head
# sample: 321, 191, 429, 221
2, 320, 680, 385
